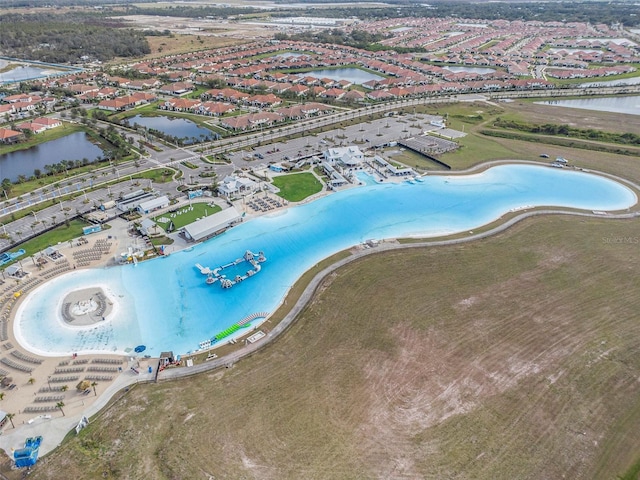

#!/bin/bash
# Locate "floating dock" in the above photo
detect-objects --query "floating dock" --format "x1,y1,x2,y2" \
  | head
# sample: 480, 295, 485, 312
196, 250, 266, 289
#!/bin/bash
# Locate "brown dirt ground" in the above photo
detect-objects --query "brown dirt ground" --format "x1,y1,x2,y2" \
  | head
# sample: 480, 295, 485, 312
16, 216, 640, 480
500, 100, 640, 135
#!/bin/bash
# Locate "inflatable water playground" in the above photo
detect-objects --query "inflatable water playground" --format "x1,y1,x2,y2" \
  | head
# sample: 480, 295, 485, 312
197, 312, 269, 351
195, 250, 266, 289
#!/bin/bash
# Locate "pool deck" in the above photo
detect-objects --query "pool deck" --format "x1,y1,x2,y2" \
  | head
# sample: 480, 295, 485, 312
0, 192, 290, 457
0, 218, 161, 457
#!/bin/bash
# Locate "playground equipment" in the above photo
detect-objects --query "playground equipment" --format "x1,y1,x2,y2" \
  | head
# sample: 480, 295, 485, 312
14, 436, 42, 468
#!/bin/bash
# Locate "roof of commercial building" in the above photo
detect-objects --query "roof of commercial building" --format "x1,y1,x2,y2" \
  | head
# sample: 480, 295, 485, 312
137, 195, 169, 212
183, 206, 241, 242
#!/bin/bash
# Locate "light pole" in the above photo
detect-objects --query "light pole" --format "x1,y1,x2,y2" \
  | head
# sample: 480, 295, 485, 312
32, 211, 37, 222
47, 376, 51, 390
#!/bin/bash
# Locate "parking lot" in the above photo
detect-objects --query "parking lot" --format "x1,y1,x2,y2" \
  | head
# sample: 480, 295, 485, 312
227, 113, 450, 167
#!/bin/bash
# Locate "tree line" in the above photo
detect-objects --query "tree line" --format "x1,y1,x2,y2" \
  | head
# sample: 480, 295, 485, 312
0, 12, 150, 63
274, 29, 387, 50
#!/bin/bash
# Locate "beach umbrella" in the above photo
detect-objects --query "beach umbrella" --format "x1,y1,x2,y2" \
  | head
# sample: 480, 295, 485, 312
76, 380, 91, 391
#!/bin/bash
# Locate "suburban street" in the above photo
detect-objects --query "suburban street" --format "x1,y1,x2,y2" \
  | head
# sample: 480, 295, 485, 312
1, 83, 639, 252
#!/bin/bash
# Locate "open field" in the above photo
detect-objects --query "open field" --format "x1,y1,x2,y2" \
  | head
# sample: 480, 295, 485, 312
423, 102, 640, 180
153, 201, 221, 230
272, 172, 323, 202
13, 214, 640, 480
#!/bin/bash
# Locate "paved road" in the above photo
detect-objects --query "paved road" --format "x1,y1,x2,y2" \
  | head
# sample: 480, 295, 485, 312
2, 83, 639, 252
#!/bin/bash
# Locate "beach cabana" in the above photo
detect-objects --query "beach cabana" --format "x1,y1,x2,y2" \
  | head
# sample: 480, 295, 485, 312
159, 351, 174, 367
44, 246, 63, 260
5, 264, 26, 279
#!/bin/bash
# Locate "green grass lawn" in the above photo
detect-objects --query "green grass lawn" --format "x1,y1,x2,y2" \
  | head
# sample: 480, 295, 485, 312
0, 219, 89, 270
132, 167, 178, 184
272, 172, 322, 202
153, 202, 221, 231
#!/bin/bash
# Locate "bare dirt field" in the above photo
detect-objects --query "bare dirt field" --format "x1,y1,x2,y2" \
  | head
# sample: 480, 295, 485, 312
15, 215, 640, 480
117, 14, 280, 40
500, 100, 640, 136
109, 15, 280, 60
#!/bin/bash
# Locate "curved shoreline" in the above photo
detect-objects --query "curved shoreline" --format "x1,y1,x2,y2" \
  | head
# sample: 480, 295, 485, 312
157, 206, 640, 382
11, 162, 637, 357
159, 164, 640, 377
1, 161, 639, 459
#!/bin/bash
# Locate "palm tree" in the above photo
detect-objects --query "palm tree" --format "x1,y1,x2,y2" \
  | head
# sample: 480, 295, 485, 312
6, 413, 15, 429
91, 381, 98, 396
0, 392, 4, 400
56, 401, 65, 416
60, 385, 69, 392
28, 377, 35, 385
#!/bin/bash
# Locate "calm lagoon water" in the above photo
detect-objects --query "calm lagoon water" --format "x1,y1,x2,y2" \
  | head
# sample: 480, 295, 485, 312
534, 96, 640, 116
0, 66, 51, 83
0, 132, 104, 182
14, 164, 637, 357
304, 68, 384, 85
129, 115, 217, 143
0, 59, 78, 84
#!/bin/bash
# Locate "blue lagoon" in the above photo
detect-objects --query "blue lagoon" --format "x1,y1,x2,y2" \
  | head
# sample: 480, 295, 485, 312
14, 165, 637, 357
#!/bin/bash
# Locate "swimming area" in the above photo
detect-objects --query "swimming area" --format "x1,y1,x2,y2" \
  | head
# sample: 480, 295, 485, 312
14, 164, 637, 357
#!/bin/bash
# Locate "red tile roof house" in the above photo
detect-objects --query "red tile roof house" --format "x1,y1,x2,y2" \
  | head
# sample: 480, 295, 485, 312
16, 122, 48, 134
97, 98, 132, 112
0, 128, 24, 144
220, 112, 283, 132
247, 94, 282, 108
157, 82, 194, 95
320, 88, 346, 100
342, 90, 366, 102
69, 84, 100, 95
3, 93, 41, 103
289, 84, 309, 96
366, 90, 396, 101
161, 98, 202, 112
32, 117, 62, 129
0, 104, 15, 117
195, 102, 235, 116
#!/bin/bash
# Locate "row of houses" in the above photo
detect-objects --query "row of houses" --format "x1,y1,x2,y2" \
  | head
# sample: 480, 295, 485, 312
97, 92, 157, 112
219, 102, 334, 131
0, 117, 62, 143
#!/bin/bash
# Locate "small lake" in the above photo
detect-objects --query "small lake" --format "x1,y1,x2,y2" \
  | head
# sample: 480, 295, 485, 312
128, 115, 217, 144
444, 66, 496, 75
582, 38, 636, 46
548, 48, 601, 55
0, 132, 104, 182
579, 76, 640, 88
274, 52, 306, 59
0, 59, 76, 84
304, 68, 384, 85
534, 96, 640, 116
456, 23, 488, 28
